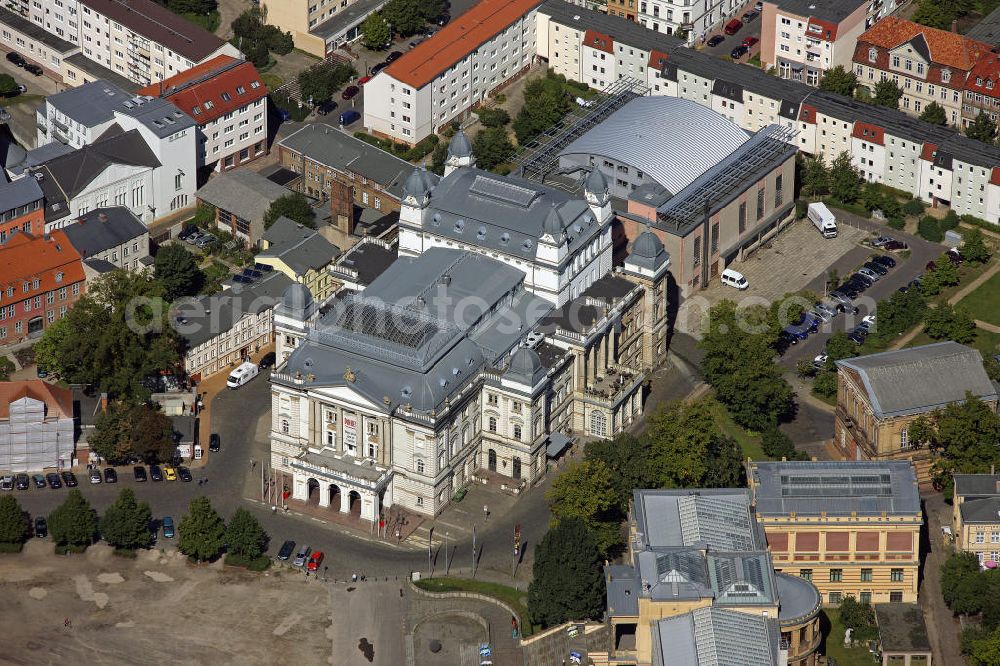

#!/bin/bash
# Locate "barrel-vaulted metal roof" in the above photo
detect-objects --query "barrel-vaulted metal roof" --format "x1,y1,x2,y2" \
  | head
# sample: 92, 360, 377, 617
559, 96, 750, 196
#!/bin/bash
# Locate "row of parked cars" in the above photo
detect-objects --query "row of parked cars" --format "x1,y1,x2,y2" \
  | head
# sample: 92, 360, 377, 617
277, 540, 325, 571
132, 464, 193, 482
5, 51, 42, 77
0, 470, 95, 490
179, 228, 217, 249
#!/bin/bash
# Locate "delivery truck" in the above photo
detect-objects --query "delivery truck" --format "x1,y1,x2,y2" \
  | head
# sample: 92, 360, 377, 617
226, 361, 259, 389
807, 202, 838, 238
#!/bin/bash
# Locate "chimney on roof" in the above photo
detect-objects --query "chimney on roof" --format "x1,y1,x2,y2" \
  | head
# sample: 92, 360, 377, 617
952, 19, 959, 33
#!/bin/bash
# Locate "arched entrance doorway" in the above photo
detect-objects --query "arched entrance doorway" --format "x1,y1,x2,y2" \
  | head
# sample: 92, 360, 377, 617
488, 449, 497, 472
328, 483, 342, 511
306, 478, 320, 505
348, 490, 362, 517
512, 457, 521, 480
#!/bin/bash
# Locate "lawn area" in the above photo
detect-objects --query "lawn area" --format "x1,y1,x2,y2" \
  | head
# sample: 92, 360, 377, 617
707, 398, 769, 461
938, 259, 994, 302
821, 610, 879, 666
907, 326, 1000, 358
955, 267, 1000, 327
260, 73, 284, 90
413, 577, 536, 636
179, 10, 219, 32
0, 94, 44, 108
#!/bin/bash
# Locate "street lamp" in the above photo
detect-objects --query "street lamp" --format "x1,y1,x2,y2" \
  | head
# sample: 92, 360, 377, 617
445, 531, 449, 575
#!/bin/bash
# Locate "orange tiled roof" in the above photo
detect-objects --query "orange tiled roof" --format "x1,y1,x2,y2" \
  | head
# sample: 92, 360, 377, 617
383, 0, 543, 89
0, 380, 73, 420
585, 29, 615, 54
853, 121, 884, 146
807, 18, 839, 43
857, 17, 990, 71
0, 231, 85, 293
648, 49, 670, 69
136, 55, 266, 125
966, 51, 1000, 95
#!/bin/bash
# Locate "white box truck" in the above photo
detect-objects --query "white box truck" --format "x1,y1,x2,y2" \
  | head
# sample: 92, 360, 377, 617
226, 361, 259, 389
807, 202, 838, 238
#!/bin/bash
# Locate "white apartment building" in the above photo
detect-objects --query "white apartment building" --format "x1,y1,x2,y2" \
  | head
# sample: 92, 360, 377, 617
636, 0, 747, 42
24, 0, 239, 86
363, 0, 541, 145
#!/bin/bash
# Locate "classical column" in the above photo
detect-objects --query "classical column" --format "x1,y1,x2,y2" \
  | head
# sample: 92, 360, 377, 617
318, 483, 331, 508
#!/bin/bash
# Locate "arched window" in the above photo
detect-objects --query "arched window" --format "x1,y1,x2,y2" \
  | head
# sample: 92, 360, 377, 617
868, 47, 876, 63
438, 451, 445, 472
590, 410, 607, 438
513, 424, 522, 441
462, 426, 469, 446
416, 459, 425, 474
489, 416, 497, 432
280, 419, 289, 434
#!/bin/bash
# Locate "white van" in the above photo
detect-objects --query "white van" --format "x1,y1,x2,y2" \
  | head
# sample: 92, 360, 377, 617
807, 202, 838, 238
720, 268, 749, 290
226, 361, 259, 389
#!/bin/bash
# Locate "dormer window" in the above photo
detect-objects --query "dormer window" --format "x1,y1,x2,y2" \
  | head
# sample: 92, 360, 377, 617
977, 77, 983, 86
942, 68, 951, 83
868, 47, 877, 63
989, 80, 995, 90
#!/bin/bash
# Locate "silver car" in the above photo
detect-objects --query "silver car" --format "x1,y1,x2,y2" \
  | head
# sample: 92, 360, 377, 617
858, 267, 881, 282
292, 545, 311, 567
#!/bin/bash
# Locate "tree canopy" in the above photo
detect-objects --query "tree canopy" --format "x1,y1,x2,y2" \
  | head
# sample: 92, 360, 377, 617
33, 271, 180, 401
799, 155, 830, 199
297, 62, 357, 105
871, 79, 903, 109
829, 151, 862, 203
818, 65, 858, 97
527, 517, 606, 628
513, 74, 571, 145
546, 459, 621, 555
178, 496, 226, 562
225, 508, 268, 559
471, 127, 514, 172
231, 6, 293, 66
48, 489, 98, 548
911, 394, 1000, 491
920, 101, 948, 126
101, 488, 153, 550
924, 302, 976, 343
361, 12, 391, 50
89, 401, 176, 464
966, 113, 998, 144
155, 244, 205, 301
0, 73, 18, 97
264, 193, 316, 229
645, 398, 746, 487
962, 228, 991, 265
0, 495, 30, 545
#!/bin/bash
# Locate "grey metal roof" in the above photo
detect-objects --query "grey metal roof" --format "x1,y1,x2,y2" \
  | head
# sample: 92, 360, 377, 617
954, 474, 1000, 498
173, 271, 294, 348
10, 142, 75, 176
0, 6, 75, 52
504, 347, 546, 386
276, 248, 552, 414
652, 607, 780, 666
875, 604, 931, 653
751, 460, 921, 517
82, 0, 227, 61
770, 0, 866, 23
423, 167, 603, 267
195, 169, 290, 224
836, 341, 997, 418
626, 228, 669, 273
61, 207, 148, 258
257, 216, 340, 276
312, 0, 388, 40
960, 497, 1000, 524
559, 97, 750, 196
0, 177, 43, 212
539, 0, 684, 56
115, 94, 196, 138
330, 240, 397, 287
46, 80, 194, 137
83, 258, 117, 273
604, 564, 640, 617
63, 53, 140, 92
632, 489, 761, 551
278, 123, 413, 199
775, 573, 820, 624
966, 5, 1000, 45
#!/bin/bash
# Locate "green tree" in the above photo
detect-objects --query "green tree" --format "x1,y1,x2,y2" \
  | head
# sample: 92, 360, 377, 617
33, 271, 179, 401
0, 73, 18, 96
941, 551, 985, 615
430, 140, 449, 175
965, 625, 1000, 666
547, 459, 621, 555
475, 107, 511, 128
761, 427, 807, 460
382, 0, 425, 35
48, 489, 99, 548
225, 508, 268, 559
910, 395, 1000, 489
825, 331, 856, 366
645, 399, 746, 488
154, 244, 205, 301
925, 303, 976, 343
869, 289, 926, 343
871, 79, 903, 109
903, 198, 926, 216
584, 433, 653, 515
817, 65, 858, 97
0, 356, 13, 381
962, 228, 991, 264
919, 101, 948, 126
298, 62, 356, 104
966, 112, 998, 144
471, 127, 514, 172
918, 215, 944, 242
264, 193, 316, 229
89, 402, 175, 464
178, 496, 226, 562
799, 156, 829, 198
0, 495, 30, 545
839, 597, 878, 642
813, 370, 839, 400
513, 73, 571, 144
361, 12, 391, 50
101, 488, 153, 551
933, 254, 960, 287
527, 517, 606, 628
828, 151, 861, 203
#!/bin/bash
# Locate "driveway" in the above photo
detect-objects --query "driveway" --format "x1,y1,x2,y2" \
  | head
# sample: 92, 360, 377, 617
920, 492, 965, 666
700, 9, 761, 59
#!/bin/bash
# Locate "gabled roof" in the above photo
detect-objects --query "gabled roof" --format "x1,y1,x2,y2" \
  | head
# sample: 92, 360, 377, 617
137, 56, 267, 125
195, 169, 290, 223
0, 380, 74, 420
835, 341, 997, 418
960, 496, 1000, 524
257, 216, 340, 276
61, 207, 148, 259
0, 177, 44, 213
954, 474, 1000, 498
652, 607, 781, 666
80, 0, 227, 61
0, 230, 85, 293
857, 17, 991, 71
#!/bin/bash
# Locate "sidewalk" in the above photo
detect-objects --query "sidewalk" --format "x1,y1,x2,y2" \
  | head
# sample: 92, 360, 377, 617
195, 343, 274, 446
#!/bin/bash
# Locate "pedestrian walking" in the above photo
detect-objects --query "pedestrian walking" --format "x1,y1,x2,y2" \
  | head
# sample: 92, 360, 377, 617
352, 572, 358, 583
483, 504, 489, 521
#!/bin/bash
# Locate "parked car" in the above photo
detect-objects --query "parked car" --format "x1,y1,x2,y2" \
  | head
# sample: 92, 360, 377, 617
258, 352, 276, 369
277, 540, 296, 561
149, 465, 163, 482
782, 324, 809, 343
358, 75, 373, 85
947, 247, 963, 264
133, 465, 147, 482
370, 62, 388, 76
871, 235, 893, 247
863, 261, 888, 276
307, 551, 325, 571
34, 517, 47, 538
15, 473, 29, 490
24, 64, 43, 76
341, 85, 360, 100
61, 471, 78, 487
436, 13, 450, 25
293, 545, 312, 567
89, 468, 102, 484
408, 38, 423, 48
316, 100, 338, 115
707, 35, 725, 47
163, 466, 177, 481
209, 433, 221, 452
848, 327, 869, 344
277, 108, 291, 122
339, 109, 361, 125
778, 329, 801, 346
46, 473, 62, 489
730, 45, 749, 59
723, 18, 743, 35
754, 0, 763, 9
871, 255, 896, 268
828, 291, 853, 306
883, 240, 908, 251
742, 36, 759, 48
177, 467, 192, 482
0, 476, 13, 491
16, 83, 26, 94
104, 468, 117, 483
6, 52, 26, 67
385, 50, 403, 63
812, 353, 829, 369
742, 9, 759, 21
809, 306, 833, 323
32, 474, 46, 489
162, 516, 175, 538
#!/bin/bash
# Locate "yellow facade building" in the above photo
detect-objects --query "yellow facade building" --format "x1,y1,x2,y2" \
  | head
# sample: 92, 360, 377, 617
952, 474, 1000, 566
748, 460, 922, 606
256, 216, 341, 303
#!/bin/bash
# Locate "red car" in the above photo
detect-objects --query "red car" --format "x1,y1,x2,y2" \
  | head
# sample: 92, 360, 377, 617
742, 36, 759, 48
341, 85, 360, 100
724, 18, 743, 35
358, 75, 372, 85
307, 551, 324, 571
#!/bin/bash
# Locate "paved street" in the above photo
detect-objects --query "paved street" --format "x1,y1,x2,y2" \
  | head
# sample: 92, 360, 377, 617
920, 492, 965, 666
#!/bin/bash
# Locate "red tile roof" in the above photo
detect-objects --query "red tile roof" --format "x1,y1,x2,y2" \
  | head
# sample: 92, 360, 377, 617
807, 18, 838, 43
857, 17, 990, 71
0, 231, 85, 294
853, 121, 884, 146
966, 51, 1000, 95
648, 49, 670, 69
0, 380, 73, 420
920, 143, 938, 161
799, 103, 817, 124
136, 56, 266, 125
585, 29, 615, 54
382, 0, 543, 89
991, 167, 1000, 186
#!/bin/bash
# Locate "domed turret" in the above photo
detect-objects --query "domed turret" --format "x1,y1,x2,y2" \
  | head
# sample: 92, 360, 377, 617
281, 283, 315, 320
584, 167, 611, 222
445, 129, 475, 175
625, 225, 670, 277
542, 204, 564, 241
404, 167, 432, 201
505, 347, 546, 387
631, 229, 664, 258
585, 167, 608, 197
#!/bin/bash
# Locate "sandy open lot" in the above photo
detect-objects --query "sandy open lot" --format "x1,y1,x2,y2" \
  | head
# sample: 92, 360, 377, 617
0, 541, 332, 665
